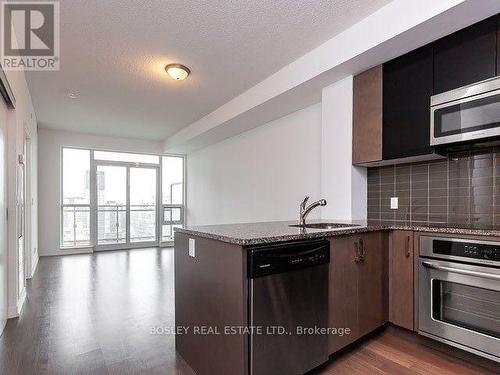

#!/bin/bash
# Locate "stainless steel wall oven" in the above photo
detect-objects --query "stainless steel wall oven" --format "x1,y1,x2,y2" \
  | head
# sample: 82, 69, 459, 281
418, 236, 500, 362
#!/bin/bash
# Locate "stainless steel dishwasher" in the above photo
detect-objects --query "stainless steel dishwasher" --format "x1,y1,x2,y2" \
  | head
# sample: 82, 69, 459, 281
248, 239, 330, 375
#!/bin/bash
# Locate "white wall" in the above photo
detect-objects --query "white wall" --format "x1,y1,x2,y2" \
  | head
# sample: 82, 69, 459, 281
186, 104, 322, 226
26, 134, 38, 278
0, 94, 9, 335
2, 67, 38, 322
38, 128, 163, 256
321, 77, 367, 220
186, 79, 369, 227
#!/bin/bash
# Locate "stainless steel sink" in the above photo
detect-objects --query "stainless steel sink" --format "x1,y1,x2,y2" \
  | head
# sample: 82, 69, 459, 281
289, 223, 360, 230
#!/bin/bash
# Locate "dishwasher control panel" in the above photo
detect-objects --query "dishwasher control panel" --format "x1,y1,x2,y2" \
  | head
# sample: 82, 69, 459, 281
248, 239, 330, 278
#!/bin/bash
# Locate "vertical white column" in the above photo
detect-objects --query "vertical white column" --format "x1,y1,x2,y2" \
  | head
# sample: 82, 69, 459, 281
320, 76, 367, 221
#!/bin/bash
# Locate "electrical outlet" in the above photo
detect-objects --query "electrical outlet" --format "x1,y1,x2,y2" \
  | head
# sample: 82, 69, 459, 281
189, 238, 196, 257
390, 197, 398, 210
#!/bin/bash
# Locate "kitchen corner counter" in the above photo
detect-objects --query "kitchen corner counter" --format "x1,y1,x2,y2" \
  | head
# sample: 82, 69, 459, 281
174, 220, 500, 246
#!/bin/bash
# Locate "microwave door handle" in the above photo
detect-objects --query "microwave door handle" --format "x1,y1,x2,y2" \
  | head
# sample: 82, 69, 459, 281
422, 261, 500, 281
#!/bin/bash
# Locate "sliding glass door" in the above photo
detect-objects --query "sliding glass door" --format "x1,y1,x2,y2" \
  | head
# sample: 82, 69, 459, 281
61, 148, 184, 250
130, 167, 157, 244
96, 165, 127, 246
94, 162, 159, 250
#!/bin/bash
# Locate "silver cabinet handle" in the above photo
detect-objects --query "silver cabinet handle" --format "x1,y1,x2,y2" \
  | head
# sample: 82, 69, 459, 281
422, 261, 500, 281
354, 240, 361, 263
359, 238, 365, 261
354, 238, 365, 263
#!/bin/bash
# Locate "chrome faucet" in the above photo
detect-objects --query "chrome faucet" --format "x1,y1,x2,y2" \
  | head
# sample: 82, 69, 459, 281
298, 196, 327, 226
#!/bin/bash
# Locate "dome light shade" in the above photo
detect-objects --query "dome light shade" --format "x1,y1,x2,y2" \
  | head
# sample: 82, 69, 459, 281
165, 64, 190, 80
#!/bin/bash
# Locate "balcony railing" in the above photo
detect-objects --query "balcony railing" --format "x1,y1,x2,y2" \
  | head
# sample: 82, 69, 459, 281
63, 201, 184, 247
97, 204, 158, 244
97, 204, 126, 244
61, 205, 91, 248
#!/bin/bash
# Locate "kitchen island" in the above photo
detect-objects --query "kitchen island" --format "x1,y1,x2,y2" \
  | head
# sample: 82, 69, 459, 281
175, 219, 500, 245
174, 220, 500, 375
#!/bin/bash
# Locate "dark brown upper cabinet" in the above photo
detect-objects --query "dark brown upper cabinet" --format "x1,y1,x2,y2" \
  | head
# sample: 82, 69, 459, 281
352, 14, 500, 166
434, 16, 497, 94
383, 45, 434, 160
352, 66, 383, 165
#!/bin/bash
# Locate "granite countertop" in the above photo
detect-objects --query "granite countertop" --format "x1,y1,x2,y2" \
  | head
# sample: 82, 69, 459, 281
174, 219, 500, 246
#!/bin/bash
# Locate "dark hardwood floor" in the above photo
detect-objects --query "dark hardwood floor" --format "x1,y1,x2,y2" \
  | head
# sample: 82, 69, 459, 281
0, 248, 496, 374
0, 248, 193, 375
317, 328, 497, 375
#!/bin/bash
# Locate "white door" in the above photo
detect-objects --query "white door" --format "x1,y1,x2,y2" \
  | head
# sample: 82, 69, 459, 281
16, 159, 25, 297
23, 137, 31, 279
0, 97, 8, 334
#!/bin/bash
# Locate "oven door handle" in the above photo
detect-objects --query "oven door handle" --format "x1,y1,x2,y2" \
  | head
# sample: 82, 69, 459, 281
422, 261, 500, 281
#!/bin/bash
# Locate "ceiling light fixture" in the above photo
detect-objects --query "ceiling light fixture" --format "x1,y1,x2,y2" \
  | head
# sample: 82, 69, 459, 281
165, 63, 190, 81
68, 92, 78, 99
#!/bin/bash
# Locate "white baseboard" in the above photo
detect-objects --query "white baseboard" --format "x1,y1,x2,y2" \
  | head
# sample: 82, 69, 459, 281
0, 318, 6, 337
7, 305, 19, 318
17, 289, 26, 314
40, 247, 93, 257
30, 252, 39, 277
7, 288, 26, 319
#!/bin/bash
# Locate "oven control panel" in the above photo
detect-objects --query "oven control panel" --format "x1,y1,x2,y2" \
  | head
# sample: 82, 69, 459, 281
433, 239, 500, 263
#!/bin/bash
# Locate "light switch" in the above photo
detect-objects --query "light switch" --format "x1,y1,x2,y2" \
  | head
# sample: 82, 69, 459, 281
390, 197, 398, 210
188, 238, 196, 257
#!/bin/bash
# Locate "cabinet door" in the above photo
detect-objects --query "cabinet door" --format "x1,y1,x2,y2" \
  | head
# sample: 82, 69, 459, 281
328, 236, 360, 353
383, 45, 434, 160
389, 231, 414, 330
434, 16, 497, 94
352, 66, 383, 165
357, 232, 387, 337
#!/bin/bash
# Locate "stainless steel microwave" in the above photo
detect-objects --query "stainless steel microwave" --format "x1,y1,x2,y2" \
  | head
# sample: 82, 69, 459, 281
430, 76, 500, 146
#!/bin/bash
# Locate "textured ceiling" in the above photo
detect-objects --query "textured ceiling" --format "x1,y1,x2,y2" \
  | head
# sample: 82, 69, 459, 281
26, 0, 391, 141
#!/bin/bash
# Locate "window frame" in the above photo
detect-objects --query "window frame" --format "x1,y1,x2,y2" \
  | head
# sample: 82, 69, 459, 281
59, 146, 185, 249
160, 155, 186, 244
93, 150, 160, 164
162, 204, 184, 226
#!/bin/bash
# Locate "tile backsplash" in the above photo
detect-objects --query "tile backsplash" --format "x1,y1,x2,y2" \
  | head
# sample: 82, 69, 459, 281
367, 148, 500, 226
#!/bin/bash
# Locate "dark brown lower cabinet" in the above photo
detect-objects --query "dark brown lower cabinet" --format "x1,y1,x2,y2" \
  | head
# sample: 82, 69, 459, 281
389, 231, 414, 331
358, 232, 387, 337
328, 232, 388, 354
328, 235, 360, 353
